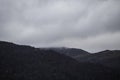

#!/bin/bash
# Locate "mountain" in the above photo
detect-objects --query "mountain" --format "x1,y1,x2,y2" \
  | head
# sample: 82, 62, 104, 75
47, 47, 120, 72
76, 50, 120, 72
42, 47, 89, 58
0, 41, 119, 80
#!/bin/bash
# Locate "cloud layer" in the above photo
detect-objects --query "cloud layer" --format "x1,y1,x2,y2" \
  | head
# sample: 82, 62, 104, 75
0, 0, 120, 52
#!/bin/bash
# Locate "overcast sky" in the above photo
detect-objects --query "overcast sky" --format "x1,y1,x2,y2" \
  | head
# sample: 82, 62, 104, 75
0, 0, 120, 52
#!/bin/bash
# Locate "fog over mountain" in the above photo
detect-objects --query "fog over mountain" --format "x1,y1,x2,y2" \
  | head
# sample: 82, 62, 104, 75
0, 0, 120, 52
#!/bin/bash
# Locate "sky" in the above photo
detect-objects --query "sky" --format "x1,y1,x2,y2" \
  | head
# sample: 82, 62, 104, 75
0, 0, 120, 52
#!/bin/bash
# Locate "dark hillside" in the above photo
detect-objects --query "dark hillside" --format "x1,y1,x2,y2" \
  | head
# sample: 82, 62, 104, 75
0, 41, 119, 80
77, 50, 120, 72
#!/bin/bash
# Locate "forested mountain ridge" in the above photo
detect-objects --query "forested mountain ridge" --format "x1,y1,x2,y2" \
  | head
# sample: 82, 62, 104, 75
0, 41, 119, 80
76, 50, 120, 72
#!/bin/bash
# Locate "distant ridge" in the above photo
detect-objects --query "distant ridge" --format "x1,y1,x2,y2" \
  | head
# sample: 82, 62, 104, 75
42, 47, 90, 58
76, 49, 120, 72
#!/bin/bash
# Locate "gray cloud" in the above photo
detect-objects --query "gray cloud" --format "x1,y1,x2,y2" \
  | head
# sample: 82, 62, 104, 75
0, 0, 120, 52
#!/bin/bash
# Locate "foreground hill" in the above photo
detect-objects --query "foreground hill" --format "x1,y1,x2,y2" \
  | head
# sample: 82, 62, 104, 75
0, 41, 119, 80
